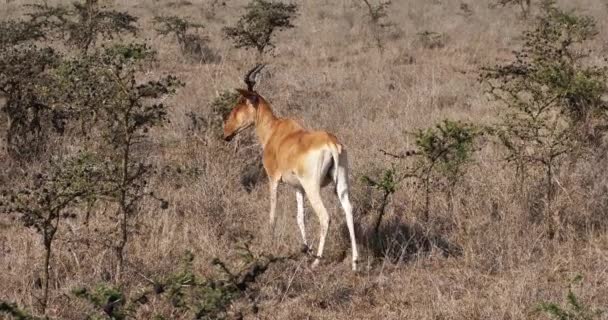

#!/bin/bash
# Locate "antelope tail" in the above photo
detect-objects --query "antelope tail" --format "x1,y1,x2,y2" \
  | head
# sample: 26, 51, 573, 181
329, 142, 341, 182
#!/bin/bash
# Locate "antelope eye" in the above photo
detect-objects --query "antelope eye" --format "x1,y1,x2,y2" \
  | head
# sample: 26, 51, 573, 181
222, 111, 231, 121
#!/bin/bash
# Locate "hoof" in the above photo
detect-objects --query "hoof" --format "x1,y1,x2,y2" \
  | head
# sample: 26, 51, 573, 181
352, 258, 360, 272
311, 258, 321, 268
300, 244, 312, 255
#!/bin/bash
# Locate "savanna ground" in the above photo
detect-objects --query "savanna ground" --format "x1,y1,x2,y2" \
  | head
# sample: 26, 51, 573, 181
1, 0, 608, 319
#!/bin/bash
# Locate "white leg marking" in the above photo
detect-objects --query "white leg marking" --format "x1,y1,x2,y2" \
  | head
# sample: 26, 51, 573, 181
296, 188, 308, 249
336, 150, 359, 271
269, 178, 279, 234
304, 185, 330, 268
303, 151, 333, 268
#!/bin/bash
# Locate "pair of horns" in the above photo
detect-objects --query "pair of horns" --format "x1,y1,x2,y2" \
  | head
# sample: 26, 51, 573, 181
244, 63, 266, 92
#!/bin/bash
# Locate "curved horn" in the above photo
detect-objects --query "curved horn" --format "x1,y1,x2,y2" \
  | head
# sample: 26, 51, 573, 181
244, 63, 266, 91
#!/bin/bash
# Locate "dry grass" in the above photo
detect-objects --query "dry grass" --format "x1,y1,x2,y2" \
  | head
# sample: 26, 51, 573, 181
2, 0, 608, 319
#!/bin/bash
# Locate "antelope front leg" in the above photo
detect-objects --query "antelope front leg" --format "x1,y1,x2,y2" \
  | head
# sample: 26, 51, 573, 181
268, 178, 279, 234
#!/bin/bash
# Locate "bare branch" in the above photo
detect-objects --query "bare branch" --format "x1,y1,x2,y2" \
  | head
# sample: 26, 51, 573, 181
378, 148, 418, 159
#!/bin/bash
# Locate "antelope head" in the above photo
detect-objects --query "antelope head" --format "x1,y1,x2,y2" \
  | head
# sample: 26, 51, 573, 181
223, 64, 266, 142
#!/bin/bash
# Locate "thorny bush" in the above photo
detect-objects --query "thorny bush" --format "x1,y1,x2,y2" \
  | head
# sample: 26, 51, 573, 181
409, 120, 479, 220
153, 15, 218, 63
0, 152, 104, 313
480, 0, 608, 236
55, 43, 181, 281
26, 0, 138, 53
223, 0, 298, 54
0, 43, 61, 160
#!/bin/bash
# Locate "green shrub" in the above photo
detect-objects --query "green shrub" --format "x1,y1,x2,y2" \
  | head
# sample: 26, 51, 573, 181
27, 0, 138, 53
0, 43, 61, 160
159, 252, 239, 319
493, 0, 531, 17
0, 152, 103, 313
73, 284, 128, 319
360, 0, 393, 51
480, 1, 608, 235
0, 19, 45, 45
411, 120, 479, 219
362, 166, 399, 236
210, 90, 241, 128
0, 301, 42, 320
459, 3, 474, 17
71, 249, 285, 319
361, 0, 391, 24
0, 0, 138, 161
51, 43, 181, 280
373, 120, 479, 221
416, 30, 447, 49
537, 275, 603, 320
153, 15, 218, 63
223, 0, 298, 54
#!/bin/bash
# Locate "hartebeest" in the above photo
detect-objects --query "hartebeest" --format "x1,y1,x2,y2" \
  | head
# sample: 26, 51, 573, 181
223, 64, 359, 271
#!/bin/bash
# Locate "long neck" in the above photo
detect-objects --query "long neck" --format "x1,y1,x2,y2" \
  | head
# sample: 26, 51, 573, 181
254, 100, 278, 148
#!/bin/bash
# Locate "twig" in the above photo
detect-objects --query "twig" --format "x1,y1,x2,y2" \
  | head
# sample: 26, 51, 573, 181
378, 148, 418, 159
279, 257, 305, 303
553, 176, 573, 204
125, 260, 156, 285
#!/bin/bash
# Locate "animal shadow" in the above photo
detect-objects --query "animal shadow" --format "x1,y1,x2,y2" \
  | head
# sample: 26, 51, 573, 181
342, 216, 463, 265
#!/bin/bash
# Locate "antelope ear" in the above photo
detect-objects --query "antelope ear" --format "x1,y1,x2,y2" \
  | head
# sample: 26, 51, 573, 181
235, 88, 259, 107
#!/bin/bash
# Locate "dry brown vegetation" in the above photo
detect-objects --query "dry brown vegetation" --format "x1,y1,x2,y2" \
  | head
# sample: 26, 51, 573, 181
1, 0, 608, 319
